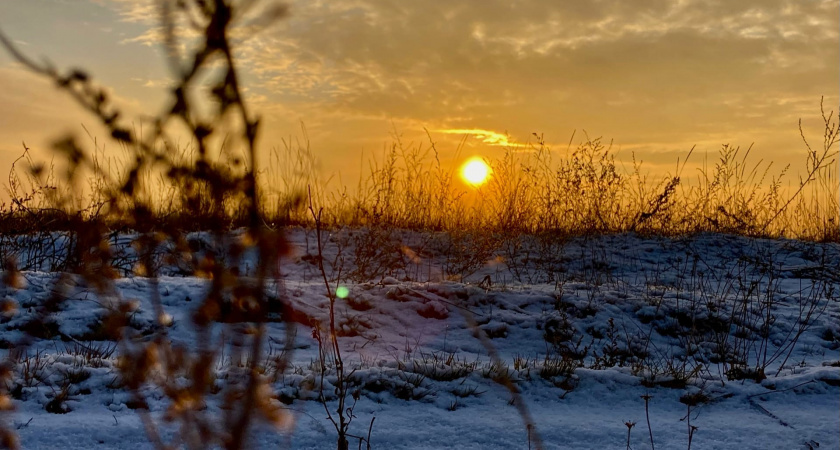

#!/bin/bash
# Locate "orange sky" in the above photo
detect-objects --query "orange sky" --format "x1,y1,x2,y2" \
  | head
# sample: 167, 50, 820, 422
0, 0, 837, 199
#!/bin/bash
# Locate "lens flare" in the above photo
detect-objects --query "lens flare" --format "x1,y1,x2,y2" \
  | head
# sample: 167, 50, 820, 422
460, 157, 491, 186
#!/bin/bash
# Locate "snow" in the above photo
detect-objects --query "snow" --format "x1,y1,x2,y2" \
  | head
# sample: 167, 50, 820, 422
1, 229, 838, 449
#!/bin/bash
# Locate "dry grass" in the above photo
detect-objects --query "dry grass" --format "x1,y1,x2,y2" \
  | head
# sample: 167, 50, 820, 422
2, 105, 836, 242
0, 1, 295, 449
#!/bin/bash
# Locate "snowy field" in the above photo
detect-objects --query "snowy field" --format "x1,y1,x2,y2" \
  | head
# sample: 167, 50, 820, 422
1, 229, 838, 449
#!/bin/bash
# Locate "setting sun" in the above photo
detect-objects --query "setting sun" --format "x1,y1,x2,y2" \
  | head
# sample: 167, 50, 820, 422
460, 157, 491, 186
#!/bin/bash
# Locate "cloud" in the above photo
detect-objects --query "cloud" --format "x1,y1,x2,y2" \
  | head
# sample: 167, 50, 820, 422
64, 0, 839, 175
227, 1, 835, 120
437, 129, 526, 148
92, 0, 157, 25
242, 0, 832, 178
130, 76, 172, 88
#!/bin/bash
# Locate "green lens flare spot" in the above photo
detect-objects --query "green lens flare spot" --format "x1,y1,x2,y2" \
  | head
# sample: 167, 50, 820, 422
336, 286, 349, 299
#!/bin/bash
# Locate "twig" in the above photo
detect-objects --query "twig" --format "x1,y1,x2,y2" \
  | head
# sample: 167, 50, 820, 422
746, 380, 816, 399
641, 394, 654, 450
308, 185, 354, 450
15, 418, 32, 430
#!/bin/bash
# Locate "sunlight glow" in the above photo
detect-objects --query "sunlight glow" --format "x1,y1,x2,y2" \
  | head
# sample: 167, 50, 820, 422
460, 157, 491, 186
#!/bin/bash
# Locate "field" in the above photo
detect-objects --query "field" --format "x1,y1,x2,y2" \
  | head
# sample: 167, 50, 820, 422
0, 229, 838, 449
0, 1, 838, 448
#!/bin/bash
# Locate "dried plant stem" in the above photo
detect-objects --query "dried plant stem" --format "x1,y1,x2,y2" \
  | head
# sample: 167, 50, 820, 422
461, 309, 545, 450
642, 394, 654, 450
309, 186, 353, 450
625, 421, 635, 450
686, 404, 696, 450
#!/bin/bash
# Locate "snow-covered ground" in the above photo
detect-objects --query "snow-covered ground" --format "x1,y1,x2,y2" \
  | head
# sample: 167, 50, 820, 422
1, 229, 838, 449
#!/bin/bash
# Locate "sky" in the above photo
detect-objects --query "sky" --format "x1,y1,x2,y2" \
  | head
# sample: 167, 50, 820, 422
0, 0, 837, 198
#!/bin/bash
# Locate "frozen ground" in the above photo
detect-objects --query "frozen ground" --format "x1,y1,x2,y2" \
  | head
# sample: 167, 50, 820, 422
1, 229, 838, 449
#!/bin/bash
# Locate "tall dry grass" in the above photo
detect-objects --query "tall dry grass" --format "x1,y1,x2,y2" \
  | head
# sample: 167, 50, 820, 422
252, 106, 837, 241
4, 104, 838, 241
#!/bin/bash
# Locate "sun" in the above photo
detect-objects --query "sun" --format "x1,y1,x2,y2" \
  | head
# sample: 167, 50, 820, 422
460, 157, 491, 186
